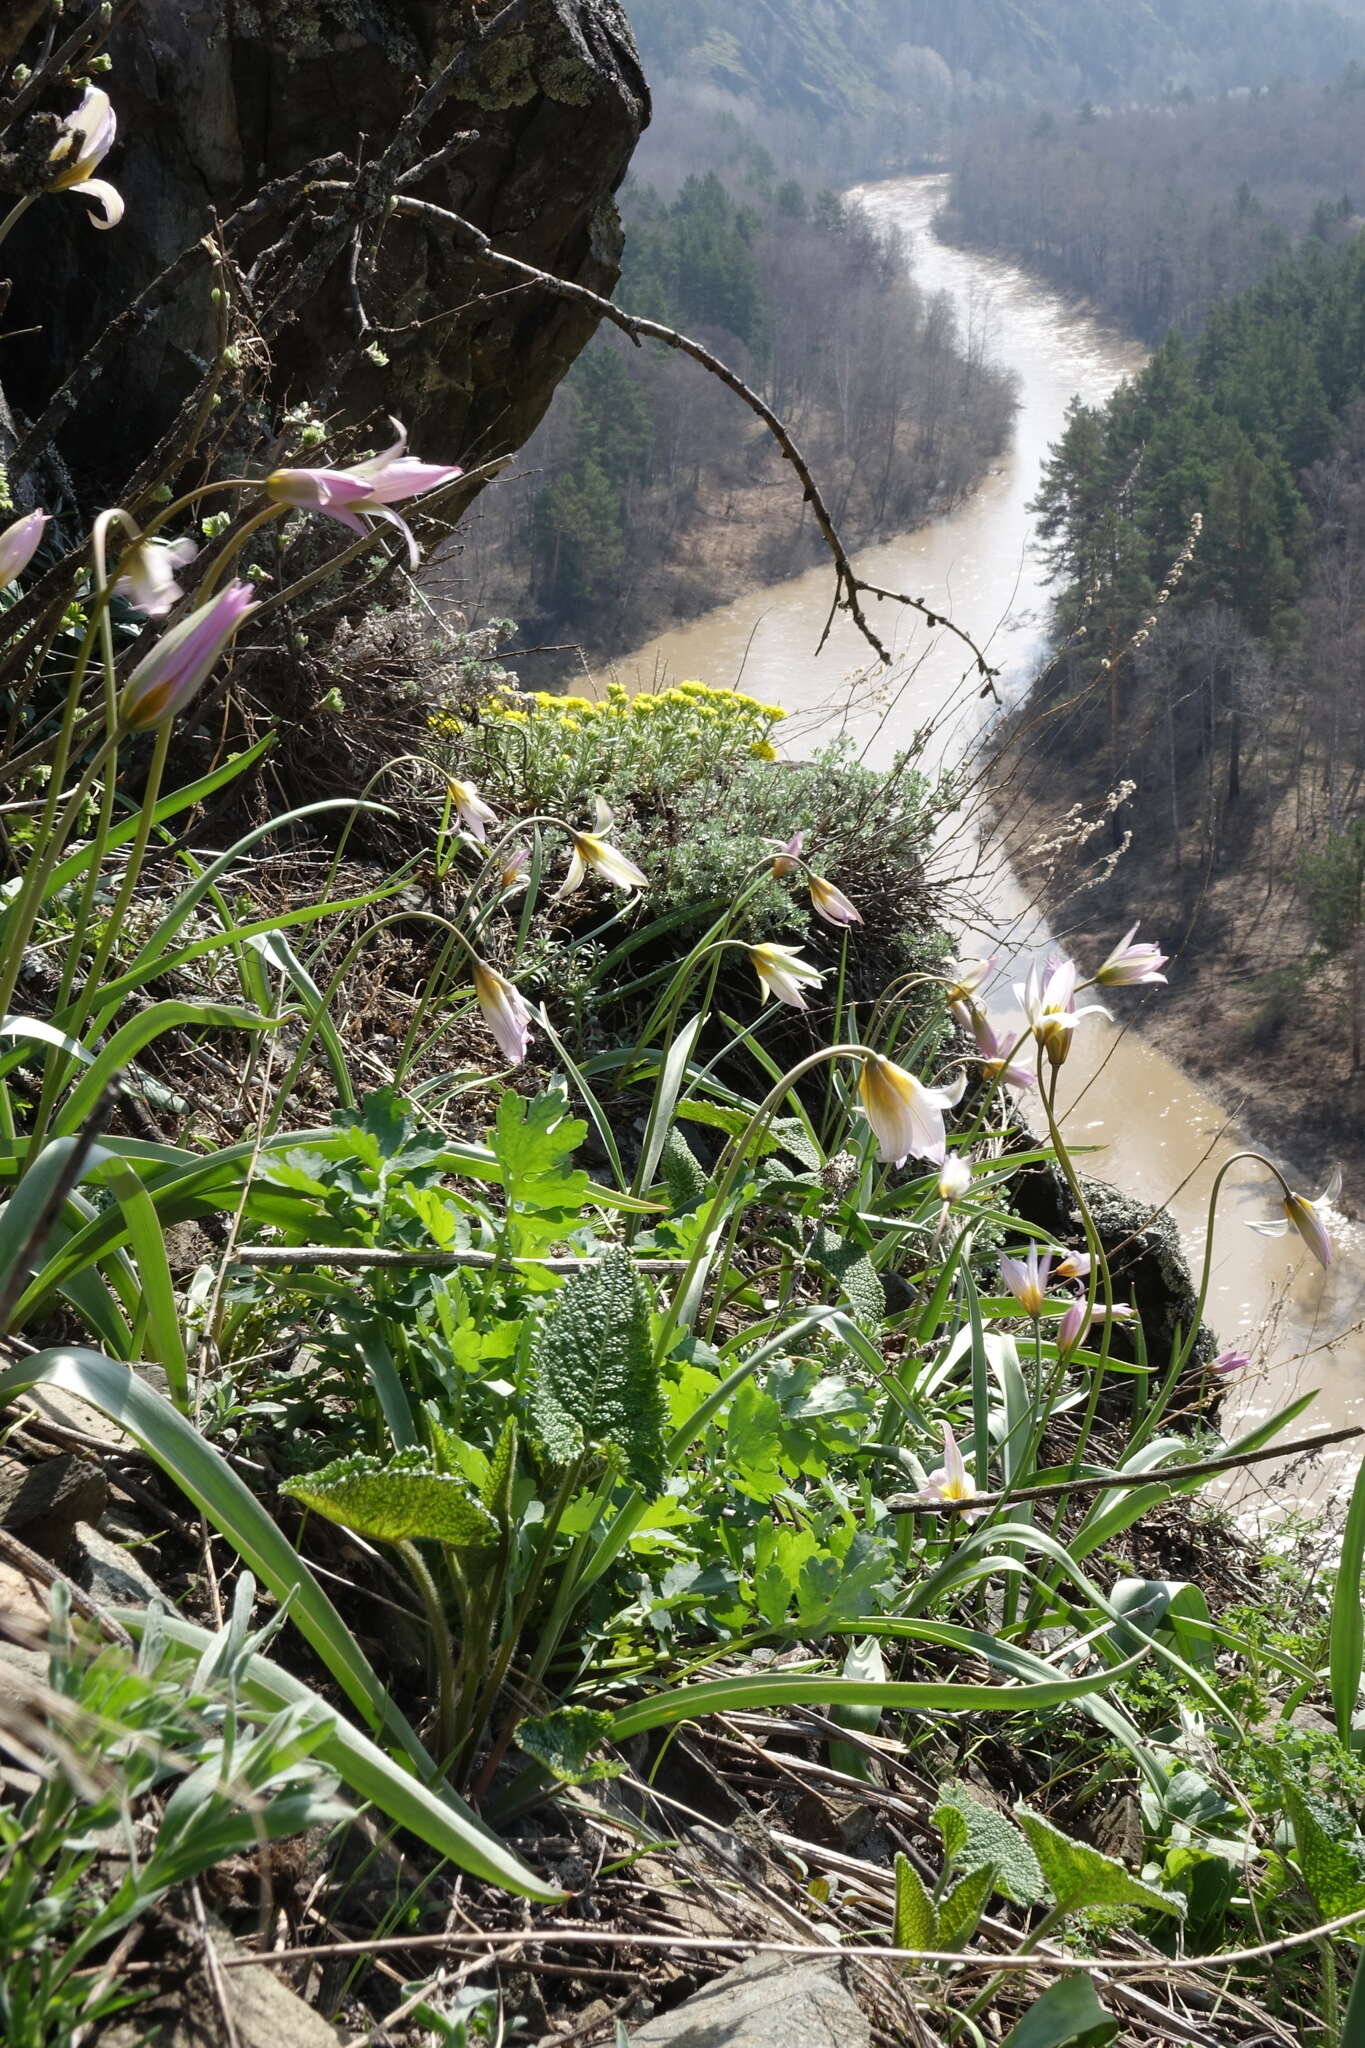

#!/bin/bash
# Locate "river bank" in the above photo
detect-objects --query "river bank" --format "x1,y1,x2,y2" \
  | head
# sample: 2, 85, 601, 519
454, 441, 1006, 690
594, 172, 1365, 1508
995, 752, 1365, 1193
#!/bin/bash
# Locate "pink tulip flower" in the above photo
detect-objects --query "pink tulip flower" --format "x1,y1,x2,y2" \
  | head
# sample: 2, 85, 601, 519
498, 845, 532, 895
767, 830, 804, 878
808, 873, 863, 926
471, 959, 532, 1065
925, 1422, 975, 1505
1016, 954, 1109, 1069
1056, 1294, 1089, 1357
945, 953, 996, 1031
971, 1011, 1034, 1092
1095, 923, 1169, 987
266, 420, 463, 566
999, 1245, 1054, 1319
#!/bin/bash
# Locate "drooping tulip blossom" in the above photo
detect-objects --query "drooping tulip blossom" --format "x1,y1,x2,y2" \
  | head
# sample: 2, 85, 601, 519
118, 580, 256, 731
470, 958, 532, 1065
1053, 1249, 1092, 1282
971, 1010, 1034, 1092
1056, 1294, 1089, 1357
498, 844, 532, 895
556, 797, 647, 898
1248, 1166, 1341, 1269
1015, 954, 1109, 1069
446, 776, 497, 843
937, 1154, 973, 1203
266, 420, 463, 566
999, 1245, 1054, 1319
112, 534, 198, 618
767, 830, 804, 878
808, 873, 863, 927
925, 1422, 975, 1505
1095, 923, 1169, 988
749, 943, 823, 1011
858, 1055, 966, 1169
945, 953, 996, 1031
47, 86, 123, 228
1090, 1301, 1136, 1323
0, 509, 48, 586
1209, 1347, 1250, 1377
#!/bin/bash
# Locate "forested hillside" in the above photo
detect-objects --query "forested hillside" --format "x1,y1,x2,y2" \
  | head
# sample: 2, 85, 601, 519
625, 0, 1365, 176
1012, 231, 1365, 1165
457, 166, 1014, 663
945, 77, 1365, 337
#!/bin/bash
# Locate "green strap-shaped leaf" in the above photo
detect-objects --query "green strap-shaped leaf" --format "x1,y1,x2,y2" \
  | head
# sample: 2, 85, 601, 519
607, 1647, 1153, 1741
58, 1001, 284, 1136
122, 1609, 558, 1899
284, 1450, 498, 1550
1014, 1808, 1182, 1922
529, 1247, 665, 1494
1333, 1452, 1365, 1743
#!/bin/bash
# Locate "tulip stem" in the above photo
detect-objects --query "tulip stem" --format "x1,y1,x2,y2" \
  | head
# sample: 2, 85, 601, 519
0, 194, 36, 251
1173, 1149, 1292, 1377
654, 1042, 878, 1366
1037, 1059, 1115, 1483
0, 729, 122, 1037
33, 723, 175, 1155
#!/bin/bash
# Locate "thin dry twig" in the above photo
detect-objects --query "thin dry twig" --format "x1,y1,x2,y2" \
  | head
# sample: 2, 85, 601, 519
883, 1422, 1362, 1514
308, 181, 998, 682
230, 1245, 687, 1273
202, 1897, 1365, 1974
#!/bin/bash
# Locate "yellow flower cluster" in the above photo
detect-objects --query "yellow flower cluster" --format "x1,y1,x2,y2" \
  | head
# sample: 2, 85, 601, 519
479, 678, 786, 731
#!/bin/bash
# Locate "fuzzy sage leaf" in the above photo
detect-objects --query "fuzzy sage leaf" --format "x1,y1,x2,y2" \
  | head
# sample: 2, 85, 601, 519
1015, 1807, 1182, 1921
528, 1247, 666, 1495
283, 1449, 498, 1550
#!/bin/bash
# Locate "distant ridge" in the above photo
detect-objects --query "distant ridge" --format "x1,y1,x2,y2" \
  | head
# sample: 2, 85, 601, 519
623, 0, 1365, 116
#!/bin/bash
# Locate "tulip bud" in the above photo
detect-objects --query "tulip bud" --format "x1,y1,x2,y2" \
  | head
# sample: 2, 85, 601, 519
1056, 1295, 1089, 1357
118, 581, 256, 731
0, 509, 48, 586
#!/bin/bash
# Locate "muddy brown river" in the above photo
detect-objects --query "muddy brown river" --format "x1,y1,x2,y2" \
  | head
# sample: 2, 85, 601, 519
596, 174, 1363, 1517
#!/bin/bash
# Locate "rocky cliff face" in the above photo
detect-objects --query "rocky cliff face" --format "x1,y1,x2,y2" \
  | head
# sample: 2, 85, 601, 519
4, 0, 648, 512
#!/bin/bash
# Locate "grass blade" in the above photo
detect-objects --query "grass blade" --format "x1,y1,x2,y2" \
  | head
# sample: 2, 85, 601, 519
1333, 1451, 1365, 1742
123, 1610, 559, 1899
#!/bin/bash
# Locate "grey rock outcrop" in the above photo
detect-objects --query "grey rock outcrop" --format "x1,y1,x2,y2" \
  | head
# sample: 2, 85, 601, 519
629, 1954, 871, 2048
4, 1, 648, 508
1014, 1160, 1217, 1376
